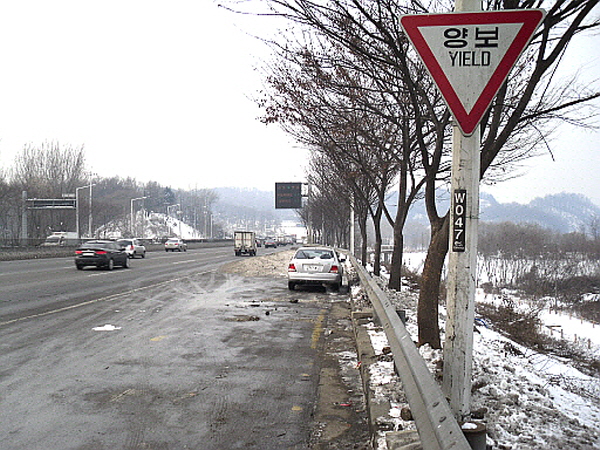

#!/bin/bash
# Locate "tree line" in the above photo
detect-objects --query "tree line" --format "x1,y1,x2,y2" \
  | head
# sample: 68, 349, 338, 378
0, 142, 218, 243
229, 0, 600, 348
479, 221, 600, 302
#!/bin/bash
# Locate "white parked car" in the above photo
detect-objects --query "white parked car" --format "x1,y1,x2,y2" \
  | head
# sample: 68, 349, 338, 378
287, 246, 344, 291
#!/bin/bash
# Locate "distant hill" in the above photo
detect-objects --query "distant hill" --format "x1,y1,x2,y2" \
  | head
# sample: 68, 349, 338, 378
213, 187, 298, 227
479, 192, 600, 232
212, 187, 600, 235
407, 192, 600, 233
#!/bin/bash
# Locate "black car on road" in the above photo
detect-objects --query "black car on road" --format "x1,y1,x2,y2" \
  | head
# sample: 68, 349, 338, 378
75, 240, 130, 270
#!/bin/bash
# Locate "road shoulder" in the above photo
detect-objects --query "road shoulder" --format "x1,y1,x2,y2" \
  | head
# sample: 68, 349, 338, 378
311, 299, 371, 449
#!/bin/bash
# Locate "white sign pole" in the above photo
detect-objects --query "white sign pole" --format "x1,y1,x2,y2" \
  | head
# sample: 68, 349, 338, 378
442, 0, 481, 420
350, 194, 355, 255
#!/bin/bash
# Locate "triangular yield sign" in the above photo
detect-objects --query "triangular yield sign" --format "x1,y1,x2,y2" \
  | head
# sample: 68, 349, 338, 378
400, 9, 545, 136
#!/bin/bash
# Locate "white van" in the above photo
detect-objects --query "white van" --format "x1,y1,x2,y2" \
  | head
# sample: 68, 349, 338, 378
42, 232, 79, 246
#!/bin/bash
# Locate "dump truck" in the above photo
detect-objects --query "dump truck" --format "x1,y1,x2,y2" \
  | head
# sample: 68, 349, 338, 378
234, 231, 257, 256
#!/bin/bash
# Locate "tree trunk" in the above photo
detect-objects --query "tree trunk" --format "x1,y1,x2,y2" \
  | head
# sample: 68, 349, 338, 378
389, 230, 403, 290
389, 120, 410, 290
388, 209, 409, 290
358, 211, 368, 265
372, 204, 383, 276
417, 214, 449, 349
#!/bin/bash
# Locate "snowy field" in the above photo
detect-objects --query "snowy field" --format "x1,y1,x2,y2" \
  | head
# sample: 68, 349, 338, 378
359, 252, 600, 449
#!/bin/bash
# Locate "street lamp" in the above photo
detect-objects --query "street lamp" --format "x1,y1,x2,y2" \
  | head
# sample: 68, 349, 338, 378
131, 197, 147, 236
166, 204, 180, 237
75, 183, 96, 239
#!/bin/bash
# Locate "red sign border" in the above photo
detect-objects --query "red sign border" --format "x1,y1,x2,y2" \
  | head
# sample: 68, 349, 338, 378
401, 10, 545, 135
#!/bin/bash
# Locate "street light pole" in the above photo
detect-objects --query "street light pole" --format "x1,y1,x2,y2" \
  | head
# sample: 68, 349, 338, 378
88, 182, 93, 238
167, 204, 180, 237
76, 183, 96, 239
130, 197, 147, 236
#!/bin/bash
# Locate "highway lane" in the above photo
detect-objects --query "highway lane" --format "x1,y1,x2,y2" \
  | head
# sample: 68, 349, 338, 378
0, 245, 340, 449
0, 246, 247, 324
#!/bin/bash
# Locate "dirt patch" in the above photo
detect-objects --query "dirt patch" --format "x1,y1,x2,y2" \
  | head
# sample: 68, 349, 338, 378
220, 250, 295, 278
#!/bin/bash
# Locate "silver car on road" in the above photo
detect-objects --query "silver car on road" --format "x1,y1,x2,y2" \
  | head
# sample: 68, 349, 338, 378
287, 246, 344, 291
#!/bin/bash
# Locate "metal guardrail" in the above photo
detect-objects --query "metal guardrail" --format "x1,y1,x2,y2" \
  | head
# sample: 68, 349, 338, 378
349, 254, 471, 450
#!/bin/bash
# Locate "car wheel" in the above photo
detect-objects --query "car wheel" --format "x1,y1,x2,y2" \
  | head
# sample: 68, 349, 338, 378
107, 259, 114, 270
331, 282, 340, 291
183, 247, 187, 252
141, 252, 145, 258
288, 281, 296, 291
76, 264, 83, 270
122, 257, 129, 268
165, 249, 169, 252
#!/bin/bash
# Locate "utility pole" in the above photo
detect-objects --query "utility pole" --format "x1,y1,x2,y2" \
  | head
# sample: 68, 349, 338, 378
443, 125, 480, 419
441, 0, 481, 421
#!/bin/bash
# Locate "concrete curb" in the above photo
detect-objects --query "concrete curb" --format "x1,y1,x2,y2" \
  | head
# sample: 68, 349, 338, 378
351, 309, 424, 450
311, 300, 371, 449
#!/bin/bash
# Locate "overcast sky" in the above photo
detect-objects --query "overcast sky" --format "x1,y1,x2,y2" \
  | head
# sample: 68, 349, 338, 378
0, 1, 598, 206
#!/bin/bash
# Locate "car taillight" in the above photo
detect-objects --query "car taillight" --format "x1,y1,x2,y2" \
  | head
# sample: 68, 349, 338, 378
329, 265, 339, 274
288, 263, 296, 272
96, 250, 107, 255
75, 250, 83, 255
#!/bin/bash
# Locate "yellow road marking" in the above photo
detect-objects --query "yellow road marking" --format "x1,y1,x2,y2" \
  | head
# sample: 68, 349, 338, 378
311, 309, 327, 349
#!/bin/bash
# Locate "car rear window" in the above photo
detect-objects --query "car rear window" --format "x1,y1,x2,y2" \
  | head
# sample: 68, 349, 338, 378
81, 241, 109, 249
295, 249, 334, 259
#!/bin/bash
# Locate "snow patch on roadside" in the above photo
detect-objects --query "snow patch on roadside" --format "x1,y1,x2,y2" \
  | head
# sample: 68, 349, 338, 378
353, 276, 600, 449
92, 324, 121, 331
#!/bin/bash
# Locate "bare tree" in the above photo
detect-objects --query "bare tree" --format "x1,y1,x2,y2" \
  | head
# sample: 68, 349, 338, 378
240, 0, 600, 348
10, 141, 87, 238
258, 27, 423, 277
12, 141, 86, 197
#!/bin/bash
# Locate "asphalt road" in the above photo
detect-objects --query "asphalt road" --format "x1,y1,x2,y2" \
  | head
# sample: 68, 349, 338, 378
0, 246, 367, 450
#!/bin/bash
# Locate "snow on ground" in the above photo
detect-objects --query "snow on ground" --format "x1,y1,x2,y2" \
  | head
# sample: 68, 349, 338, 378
362, 252, 600, 449
540, 308, 600, 355
469, 325, 600, 449
477, 290, 600, 356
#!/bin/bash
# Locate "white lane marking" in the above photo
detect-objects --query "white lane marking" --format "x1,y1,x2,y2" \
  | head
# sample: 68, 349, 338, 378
0, 271, 213, 327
